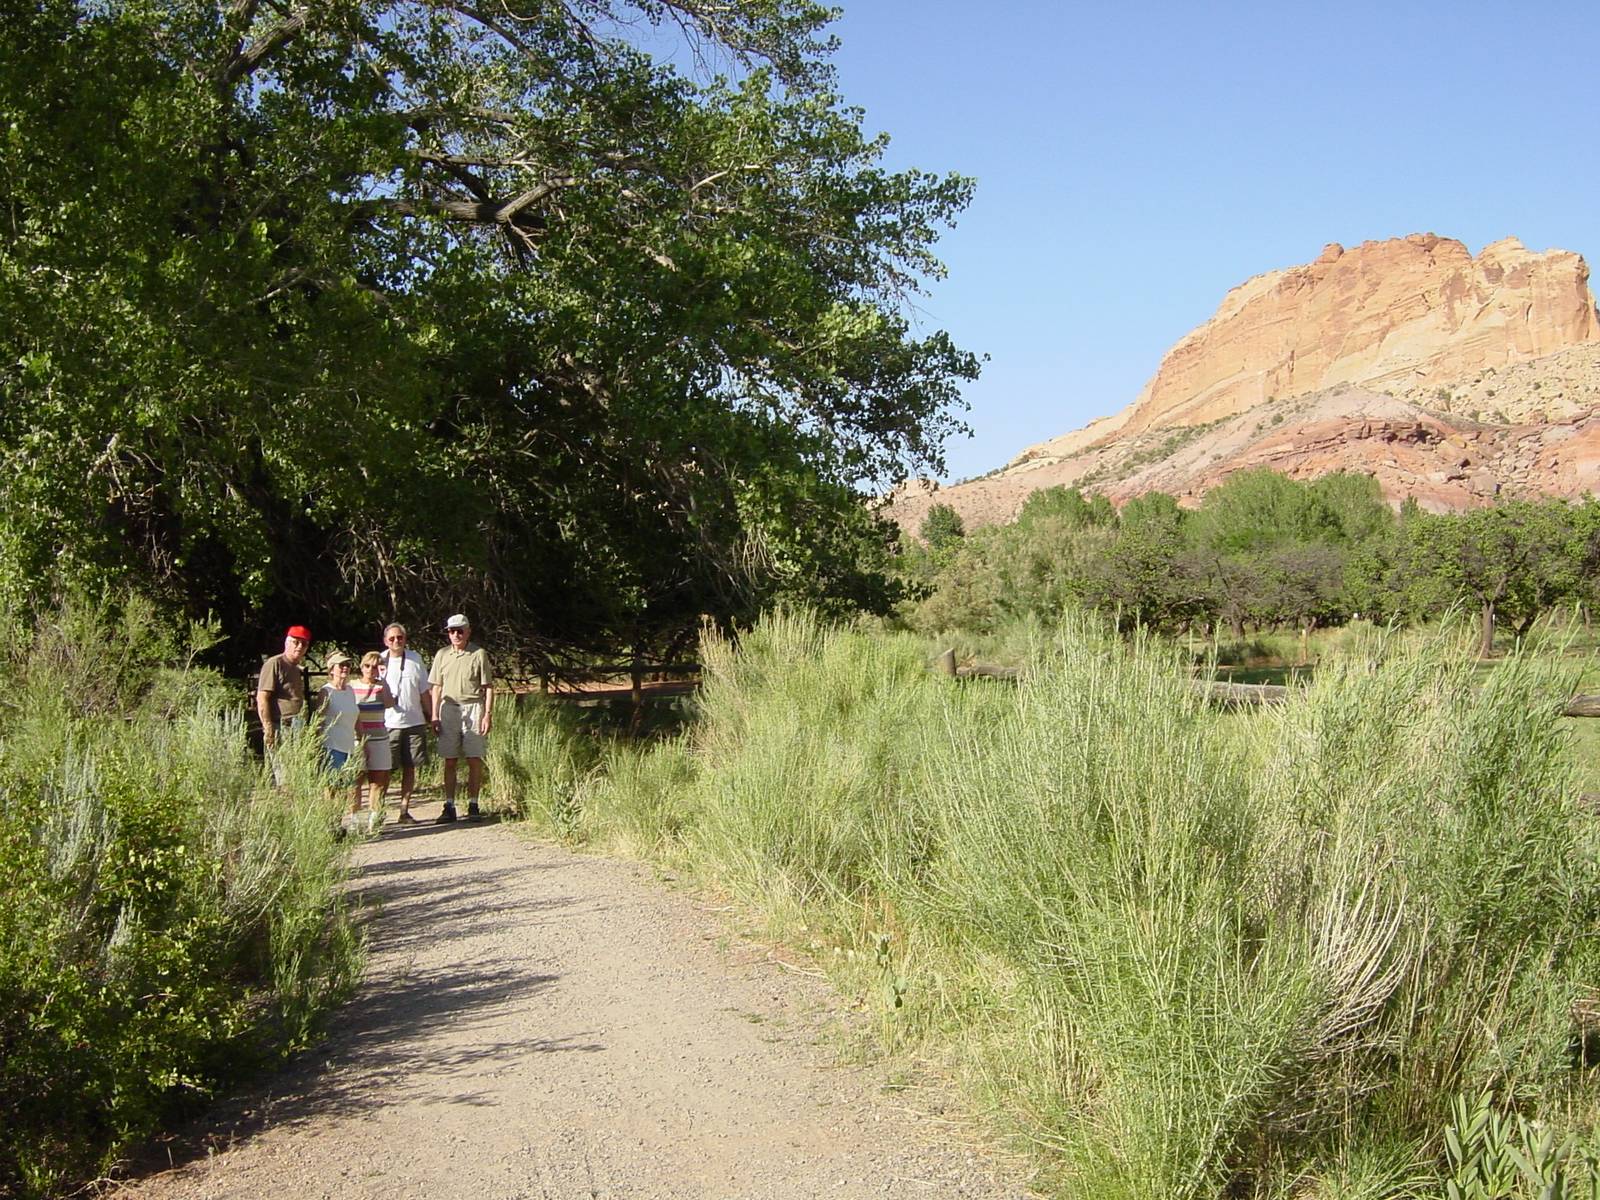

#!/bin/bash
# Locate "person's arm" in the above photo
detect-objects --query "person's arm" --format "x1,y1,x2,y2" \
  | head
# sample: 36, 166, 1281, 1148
256, 689, 277, 747
413, 652, 434, 722
428, 656, 442, 730
478, 651, 494, 736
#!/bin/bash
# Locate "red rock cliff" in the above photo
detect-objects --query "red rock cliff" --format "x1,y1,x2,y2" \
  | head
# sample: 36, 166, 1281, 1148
1113, 234, 1600, 438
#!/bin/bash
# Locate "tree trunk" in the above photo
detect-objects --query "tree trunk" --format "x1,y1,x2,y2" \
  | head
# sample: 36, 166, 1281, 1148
1479, 598, 1496, 658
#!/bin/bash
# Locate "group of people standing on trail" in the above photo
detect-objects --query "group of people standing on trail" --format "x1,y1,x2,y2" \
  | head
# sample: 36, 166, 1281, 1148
255, 614, 495, 825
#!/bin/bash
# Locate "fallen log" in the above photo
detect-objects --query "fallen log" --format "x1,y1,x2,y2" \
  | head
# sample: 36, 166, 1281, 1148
1201, 681, 1290, 707
931, 649, 1020, 681
956, 664, 1021, 681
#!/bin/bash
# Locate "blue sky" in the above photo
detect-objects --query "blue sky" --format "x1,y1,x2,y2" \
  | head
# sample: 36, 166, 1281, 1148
827, 0, 1600, 481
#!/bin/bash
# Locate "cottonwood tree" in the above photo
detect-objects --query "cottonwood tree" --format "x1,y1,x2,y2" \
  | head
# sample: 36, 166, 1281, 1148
0, 0, 978, 667
918, 503, 966, 553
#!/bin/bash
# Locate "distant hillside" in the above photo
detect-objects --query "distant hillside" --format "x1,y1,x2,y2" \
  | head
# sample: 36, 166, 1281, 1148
888, 234, 1600, 534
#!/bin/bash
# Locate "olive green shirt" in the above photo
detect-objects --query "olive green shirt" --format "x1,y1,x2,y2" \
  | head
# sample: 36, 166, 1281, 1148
256, 653, 307, 725
429, 642, 493, 705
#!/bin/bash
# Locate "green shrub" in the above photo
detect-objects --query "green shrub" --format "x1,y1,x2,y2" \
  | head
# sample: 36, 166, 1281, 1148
0, 595, 359, 1197
486, 697, 602, 834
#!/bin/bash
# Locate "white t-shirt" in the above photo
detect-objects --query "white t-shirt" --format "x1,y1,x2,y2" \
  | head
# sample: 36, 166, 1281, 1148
320, 685, 358, 754
378, 648, 431, 729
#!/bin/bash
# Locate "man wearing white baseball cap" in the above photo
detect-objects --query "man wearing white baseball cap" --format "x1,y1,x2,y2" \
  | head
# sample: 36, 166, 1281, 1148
428, 613, 494, 822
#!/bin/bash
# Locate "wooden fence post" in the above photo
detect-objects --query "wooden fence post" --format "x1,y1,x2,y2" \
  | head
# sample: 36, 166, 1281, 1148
630, 650, 644, 733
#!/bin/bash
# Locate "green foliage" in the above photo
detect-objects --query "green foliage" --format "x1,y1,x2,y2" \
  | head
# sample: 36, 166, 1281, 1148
1015, 486, 1116, 532
486, 699, 603, 836
492, 610, 1600, 1199
0, 596, 358, 1198
0, 0, 978, 665
901, 471, 1600, 658
1443, 1092, 1600, 1199
918, 502, 967, 552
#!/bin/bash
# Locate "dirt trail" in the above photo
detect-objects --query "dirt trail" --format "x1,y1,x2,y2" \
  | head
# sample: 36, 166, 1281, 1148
115, 799, 1030, 1199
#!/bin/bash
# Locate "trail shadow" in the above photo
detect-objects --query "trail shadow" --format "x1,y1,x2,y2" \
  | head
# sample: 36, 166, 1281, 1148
348, 855, 603, 958
118, 832, 605, 1185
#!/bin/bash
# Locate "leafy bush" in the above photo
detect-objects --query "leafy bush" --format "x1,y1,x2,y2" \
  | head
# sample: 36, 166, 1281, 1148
0, 595, 359, 1198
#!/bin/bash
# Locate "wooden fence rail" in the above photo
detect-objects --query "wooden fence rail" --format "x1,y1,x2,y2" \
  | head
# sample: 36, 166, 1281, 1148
931, 650, 1600, 717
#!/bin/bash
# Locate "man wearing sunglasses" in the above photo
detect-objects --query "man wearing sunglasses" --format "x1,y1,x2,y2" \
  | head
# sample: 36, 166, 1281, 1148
428, 613, 494, 822
378, 623, 433, 824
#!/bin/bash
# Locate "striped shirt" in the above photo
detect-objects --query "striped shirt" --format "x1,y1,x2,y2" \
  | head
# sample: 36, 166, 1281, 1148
351, 680, 389, 740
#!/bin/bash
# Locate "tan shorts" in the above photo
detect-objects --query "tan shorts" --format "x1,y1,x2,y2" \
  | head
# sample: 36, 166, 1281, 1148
438, 700, 485, 760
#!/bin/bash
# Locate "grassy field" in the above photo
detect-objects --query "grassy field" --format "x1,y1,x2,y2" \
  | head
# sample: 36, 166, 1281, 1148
494, 610, 1600, 1198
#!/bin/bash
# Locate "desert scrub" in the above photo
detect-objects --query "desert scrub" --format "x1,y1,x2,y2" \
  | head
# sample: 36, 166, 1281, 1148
486, 697, 602, 834
497, 609, 1600, 1198
0, 596, 359, 1198
910, 619, 1600, 1197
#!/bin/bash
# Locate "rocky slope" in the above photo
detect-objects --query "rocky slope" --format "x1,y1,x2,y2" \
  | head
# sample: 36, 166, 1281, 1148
888, 235, 1600, 533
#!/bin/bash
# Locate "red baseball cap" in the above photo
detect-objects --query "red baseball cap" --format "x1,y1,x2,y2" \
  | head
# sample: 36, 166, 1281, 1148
285, 625, 313, 643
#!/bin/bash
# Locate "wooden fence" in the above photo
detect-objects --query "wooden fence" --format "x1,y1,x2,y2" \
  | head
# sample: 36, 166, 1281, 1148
932, 650, 1600, 716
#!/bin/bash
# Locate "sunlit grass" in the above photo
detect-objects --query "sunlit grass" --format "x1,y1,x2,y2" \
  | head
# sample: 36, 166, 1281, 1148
497, 609, 1600, 1199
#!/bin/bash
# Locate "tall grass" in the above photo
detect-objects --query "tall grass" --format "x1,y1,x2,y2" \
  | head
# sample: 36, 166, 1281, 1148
0, 596, 360, 1198
495, 609, 1600, 1198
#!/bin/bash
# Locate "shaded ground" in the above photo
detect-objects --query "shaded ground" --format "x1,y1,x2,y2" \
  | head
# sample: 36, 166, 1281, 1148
112, 796, 1030, 1199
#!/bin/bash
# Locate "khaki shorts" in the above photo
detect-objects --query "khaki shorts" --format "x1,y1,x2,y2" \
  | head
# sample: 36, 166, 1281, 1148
438, 700, 486, 760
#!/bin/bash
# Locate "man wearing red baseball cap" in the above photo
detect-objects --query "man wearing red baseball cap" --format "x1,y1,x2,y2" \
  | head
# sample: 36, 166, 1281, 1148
258, 625, 312, 785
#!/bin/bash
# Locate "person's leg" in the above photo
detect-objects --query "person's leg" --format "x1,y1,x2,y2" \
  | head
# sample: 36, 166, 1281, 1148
368, 769, 391, 815
460, 704, 486, 817
396, 758, 418, 822
390, 726, 421, 819
438, 756, 459, 821
352, 770, 366, 813
322, 747, 345, 808
436, 703, 463, 822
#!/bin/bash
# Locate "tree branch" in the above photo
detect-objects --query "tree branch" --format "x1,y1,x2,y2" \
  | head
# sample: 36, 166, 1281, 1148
221, 6, 308, 88
415, 151, 542, 170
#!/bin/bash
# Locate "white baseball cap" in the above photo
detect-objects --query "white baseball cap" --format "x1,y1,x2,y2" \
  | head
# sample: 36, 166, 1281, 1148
445, 613, 470, 630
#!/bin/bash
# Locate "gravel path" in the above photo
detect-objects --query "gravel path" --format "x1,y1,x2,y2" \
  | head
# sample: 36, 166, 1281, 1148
114, 800, 1031, 1199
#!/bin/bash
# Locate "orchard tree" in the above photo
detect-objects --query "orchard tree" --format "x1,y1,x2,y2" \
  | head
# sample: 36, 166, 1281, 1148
1404, 500, 1586, 655
0, 0, 978, 668
1090, 492, 1206, 632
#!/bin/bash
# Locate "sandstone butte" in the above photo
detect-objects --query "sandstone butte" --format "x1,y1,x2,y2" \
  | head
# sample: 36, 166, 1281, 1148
888, 234, 1600, 535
